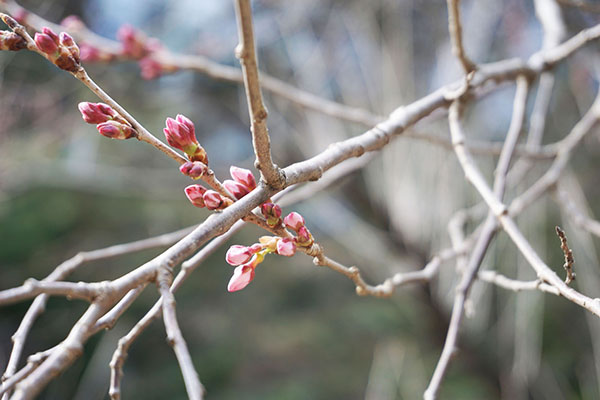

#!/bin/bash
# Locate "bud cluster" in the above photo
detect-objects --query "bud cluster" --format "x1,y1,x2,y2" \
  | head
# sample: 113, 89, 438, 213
184, 184, 233, 211
78, 102, 136, 140
225, 234, 298, 292
34, 27, 80, 72
224, 210, 314, 293
0, 30, 26, 51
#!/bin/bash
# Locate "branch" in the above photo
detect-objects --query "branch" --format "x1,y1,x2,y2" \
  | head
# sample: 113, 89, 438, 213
233, 0, 283, 188
478, 270, 560, 295
157, 269, 205, 400
446, 0, 476, 74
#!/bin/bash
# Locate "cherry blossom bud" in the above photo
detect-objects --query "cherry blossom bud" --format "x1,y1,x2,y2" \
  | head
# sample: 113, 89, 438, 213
261, 202, 282, 227
96, 120, 135, 140
78, 102, 118, 124
139, 56, 164, 80
179, 161, 207, 179
34, 31, 58, 54
249, 243, 263, 253
60, 32, 79, 61
296, 226, 314, 247
42, 27, 60, 43
283, 212, 305, 231
230, 166, 256, 190
203, 190, 224, 210
0, 31, 26, 51
223, 179, 249, 200
164, 115, 207, 163
184, 185, 206, 208
276, 238, 296, 257
227, 264, 255, 292
226, 245, 253, 266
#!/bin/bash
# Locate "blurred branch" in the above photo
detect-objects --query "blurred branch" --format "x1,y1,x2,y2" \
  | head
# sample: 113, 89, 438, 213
555, 187, 600, 238
446, 0, 476, 74
157, 268, 205, 400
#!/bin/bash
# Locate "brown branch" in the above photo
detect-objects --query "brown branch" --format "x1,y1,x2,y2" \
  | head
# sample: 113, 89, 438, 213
233, 0, 284, 188
555, 226, 575, 284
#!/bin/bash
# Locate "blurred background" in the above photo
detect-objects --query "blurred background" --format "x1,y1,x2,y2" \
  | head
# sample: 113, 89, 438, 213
1, 0, 600, 399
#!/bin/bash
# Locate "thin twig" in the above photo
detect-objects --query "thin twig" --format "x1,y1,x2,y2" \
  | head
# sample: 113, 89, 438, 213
555, 226, 575, 284
446, 0, 476, 74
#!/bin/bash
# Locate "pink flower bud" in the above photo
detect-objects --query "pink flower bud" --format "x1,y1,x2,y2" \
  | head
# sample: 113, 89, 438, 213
41, 27, 60, 43
184, 185, 206, 208
249, 243, 263, 253
223, 179, 249, 200
60, 32, 79, 61
261, 202, 282, 227
179, 161, 206, 179
0, 31, 26, 51
276, 238, 296, 257
261, 203, 281, 218
163, 115, 201, 158
230, 166, 256, 190
296, 226, 314, 247
226, 245, 253, 266
34, 32, 58, 54
203, 190, 224, 210
227, 264, 255, 292
96, 121, 135, 140
284, 212, 305, 231
117, 24, 147, 59
78, 102, 118, 124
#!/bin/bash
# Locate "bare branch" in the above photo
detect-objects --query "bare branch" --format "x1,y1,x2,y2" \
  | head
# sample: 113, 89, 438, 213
478, 270, 560, 295
555, 187, 600, 238
157, 269, 205, 400
233, 0, 284, 188
446, 0, 476, 74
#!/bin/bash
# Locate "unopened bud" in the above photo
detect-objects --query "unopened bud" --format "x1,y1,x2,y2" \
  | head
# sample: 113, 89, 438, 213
226, 245, 253, 266
184, 185, 207, 208
179, 161, 207, 179
230, 166, 256, 190
296, 226, 314, 247
261, 202, 282, 227
283, 212, 305, 231
78, 102, 118, 124
96, 120, 135, 140
223, 179, 249, 200
276, 238, 296, 257
34, 31, 58, 54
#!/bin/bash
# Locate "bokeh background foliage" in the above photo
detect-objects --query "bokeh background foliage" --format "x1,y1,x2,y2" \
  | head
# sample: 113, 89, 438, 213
1, 0, 600, 399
